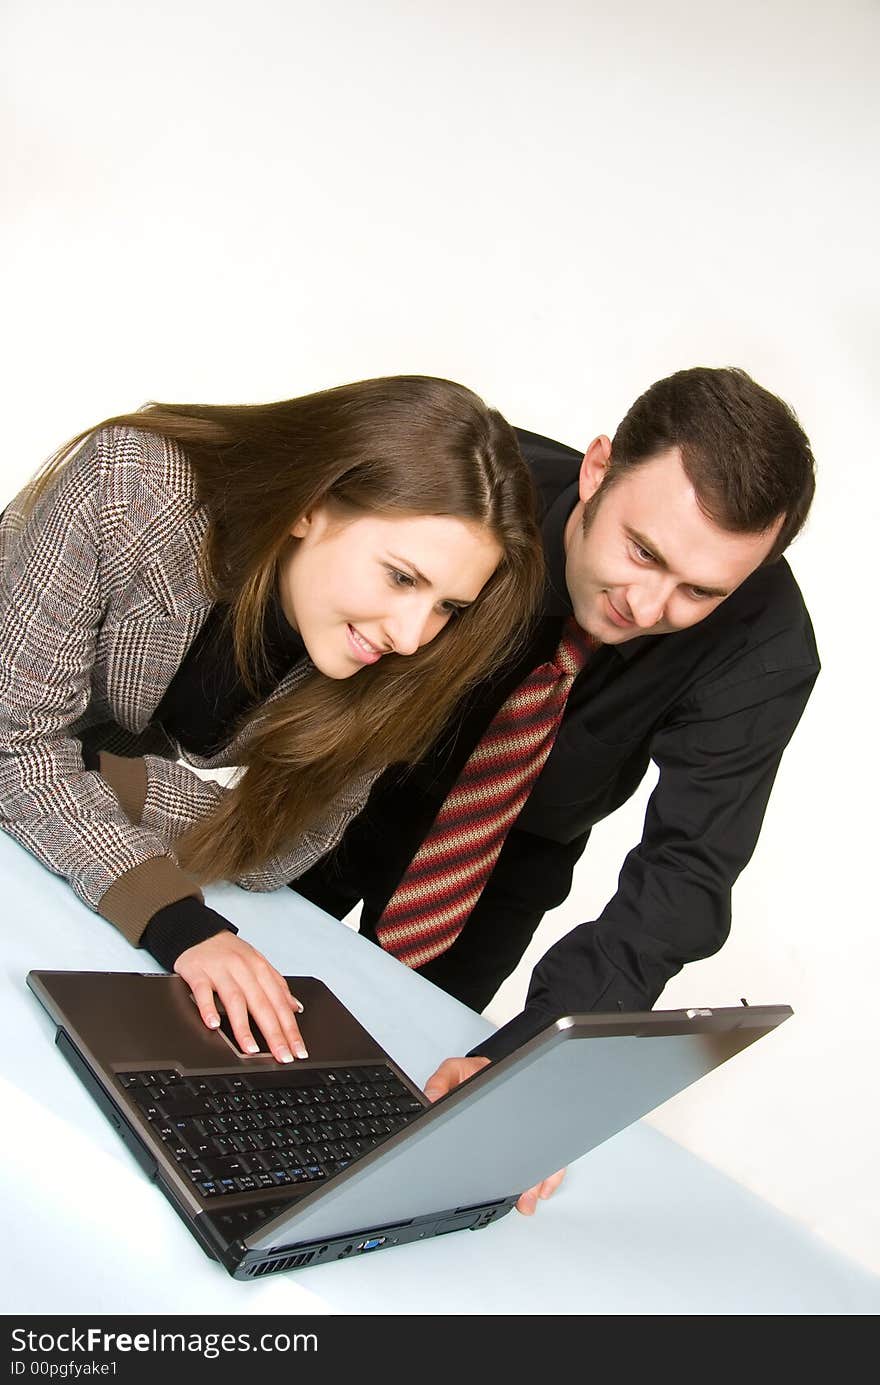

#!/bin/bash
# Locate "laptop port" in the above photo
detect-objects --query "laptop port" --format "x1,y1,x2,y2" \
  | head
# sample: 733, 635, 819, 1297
357, 1237, 386, 1252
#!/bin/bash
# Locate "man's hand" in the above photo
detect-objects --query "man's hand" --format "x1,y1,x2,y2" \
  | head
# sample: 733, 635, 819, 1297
513, 1168, 567, 1215
424, 1055, 491, 1101
174, 932, 307, 1064
423, 1055, 567, 1215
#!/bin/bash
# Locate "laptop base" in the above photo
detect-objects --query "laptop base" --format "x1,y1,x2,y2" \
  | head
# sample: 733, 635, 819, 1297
219, 1201, 515, 1279
51, 1005, 515, 1280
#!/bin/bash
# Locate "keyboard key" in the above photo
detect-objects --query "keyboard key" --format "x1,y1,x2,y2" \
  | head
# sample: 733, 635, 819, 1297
234, 1175, 260, 1193
240, 1070, 324, 1090
151, 1093, 216, 1119
198, 1154, 252, 1180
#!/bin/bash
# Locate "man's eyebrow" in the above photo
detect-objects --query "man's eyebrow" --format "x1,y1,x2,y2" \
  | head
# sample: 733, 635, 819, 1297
626, 528, 729, 597
626, 527, 670, 569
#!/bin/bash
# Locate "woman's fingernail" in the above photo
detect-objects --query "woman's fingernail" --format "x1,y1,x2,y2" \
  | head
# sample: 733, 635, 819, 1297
296, 1002, 305, 1014
277, 1047, 294, 1064
206, 1014, 220, 1029
245, 1041, 259, 1054
295, 1043, 309, 1059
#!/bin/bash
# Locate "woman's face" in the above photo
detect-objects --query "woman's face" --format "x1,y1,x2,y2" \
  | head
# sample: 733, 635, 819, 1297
278, 506, 503, 679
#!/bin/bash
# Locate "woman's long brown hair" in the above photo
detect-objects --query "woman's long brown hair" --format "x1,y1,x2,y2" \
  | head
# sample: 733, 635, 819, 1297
23, 376, 543, 882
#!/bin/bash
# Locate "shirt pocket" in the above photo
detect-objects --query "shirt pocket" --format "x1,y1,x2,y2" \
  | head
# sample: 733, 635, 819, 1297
517, 722, 647, 841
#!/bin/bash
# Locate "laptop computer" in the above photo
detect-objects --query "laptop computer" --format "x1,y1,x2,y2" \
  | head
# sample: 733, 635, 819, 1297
27, 969, 791, 1279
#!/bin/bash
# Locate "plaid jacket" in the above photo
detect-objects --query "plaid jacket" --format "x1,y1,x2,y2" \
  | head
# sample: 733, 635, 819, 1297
0, 426, 374, 944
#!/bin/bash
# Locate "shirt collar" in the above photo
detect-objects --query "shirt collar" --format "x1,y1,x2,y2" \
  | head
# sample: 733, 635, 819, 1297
542, 480, 578, 620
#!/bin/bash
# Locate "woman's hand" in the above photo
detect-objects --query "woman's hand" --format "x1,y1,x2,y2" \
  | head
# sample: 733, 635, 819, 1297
424, 1055, 567, 1214
173, 932, 307, 1063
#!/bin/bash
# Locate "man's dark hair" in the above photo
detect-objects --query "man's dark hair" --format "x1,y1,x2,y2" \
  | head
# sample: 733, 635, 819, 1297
609, 367, 815, 562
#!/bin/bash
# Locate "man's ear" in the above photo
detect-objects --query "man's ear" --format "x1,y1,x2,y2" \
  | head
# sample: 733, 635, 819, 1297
579, 435, 612, 504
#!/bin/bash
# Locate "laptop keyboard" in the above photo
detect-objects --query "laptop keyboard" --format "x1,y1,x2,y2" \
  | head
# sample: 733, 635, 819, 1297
119, 1064, 425, 1199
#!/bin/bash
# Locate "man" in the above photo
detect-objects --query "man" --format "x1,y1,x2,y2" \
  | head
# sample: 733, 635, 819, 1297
293, 366, 819, 1206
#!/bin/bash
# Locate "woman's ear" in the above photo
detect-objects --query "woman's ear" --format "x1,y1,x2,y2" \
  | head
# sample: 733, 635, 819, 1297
291, 503, 334, 541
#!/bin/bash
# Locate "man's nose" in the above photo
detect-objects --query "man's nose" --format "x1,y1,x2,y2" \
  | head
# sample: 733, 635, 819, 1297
626, 580, 671, 629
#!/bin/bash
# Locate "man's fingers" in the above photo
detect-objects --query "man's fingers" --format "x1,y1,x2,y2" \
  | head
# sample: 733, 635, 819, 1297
424, 1058, 458, 1103
424, 1055, 490, 1103
516, 1189, 539, 1216
515, 1167, 567, 1215
538, 1169, 567, 1199
424, 1076, 451, 1103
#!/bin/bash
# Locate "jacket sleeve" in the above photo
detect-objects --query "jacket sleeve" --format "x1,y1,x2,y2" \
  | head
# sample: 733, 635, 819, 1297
472, 660, 819, 1062
98, 750, 379, 894
0, 439, 204, 945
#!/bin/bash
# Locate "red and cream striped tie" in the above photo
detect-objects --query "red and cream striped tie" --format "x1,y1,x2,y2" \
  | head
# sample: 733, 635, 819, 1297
375, 617, 597, 969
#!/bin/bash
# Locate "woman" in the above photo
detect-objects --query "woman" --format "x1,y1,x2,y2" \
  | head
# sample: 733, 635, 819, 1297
0, 376, 543, 1063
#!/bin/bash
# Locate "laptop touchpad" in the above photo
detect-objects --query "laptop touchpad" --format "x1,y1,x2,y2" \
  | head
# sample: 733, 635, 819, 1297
214, 1008, 273, 1057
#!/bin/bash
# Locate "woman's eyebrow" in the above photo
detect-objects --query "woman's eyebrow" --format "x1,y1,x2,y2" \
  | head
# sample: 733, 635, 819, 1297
386, 552, 474, 607
386, 552, 429, 584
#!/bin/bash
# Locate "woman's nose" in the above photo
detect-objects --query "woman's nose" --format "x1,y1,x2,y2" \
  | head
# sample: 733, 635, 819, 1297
384, 602, 434, 656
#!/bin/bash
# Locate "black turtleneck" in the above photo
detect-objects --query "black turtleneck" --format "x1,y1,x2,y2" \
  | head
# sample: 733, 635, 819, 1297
139, 593, 305, 970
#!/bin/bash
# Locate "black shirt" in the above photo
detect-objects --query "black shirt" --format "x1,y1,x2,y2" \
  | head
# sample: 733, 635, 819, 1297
293, 428, 821, 1062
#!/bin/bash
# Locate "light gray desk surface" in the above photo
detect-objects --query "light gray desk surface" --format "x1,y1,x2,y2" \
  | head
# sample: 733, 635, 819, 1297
1, 831, 877, 1315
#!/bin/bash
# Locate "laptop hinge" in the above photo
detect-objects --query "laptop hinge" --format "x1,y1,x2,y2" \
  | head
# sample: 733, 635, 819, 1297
192, 1213, 245, 1271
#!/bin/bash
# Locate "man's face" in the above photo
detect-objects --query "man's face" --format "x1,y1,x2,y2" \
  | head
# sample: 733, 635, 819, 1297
564, 438, 784, 645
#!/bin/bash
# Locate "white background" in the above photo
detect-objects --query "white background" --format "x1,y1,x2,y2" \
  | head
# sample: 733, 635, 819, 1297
2, 0, 878, 1277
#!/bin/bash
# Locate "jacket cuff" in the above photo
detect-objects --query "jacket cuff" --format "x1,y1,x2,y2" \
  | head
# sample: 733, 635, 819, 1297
466, 1006, 554, 1064
97, 752, 148, 824
141, 896, 237, 973
97, 856, 204, 945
